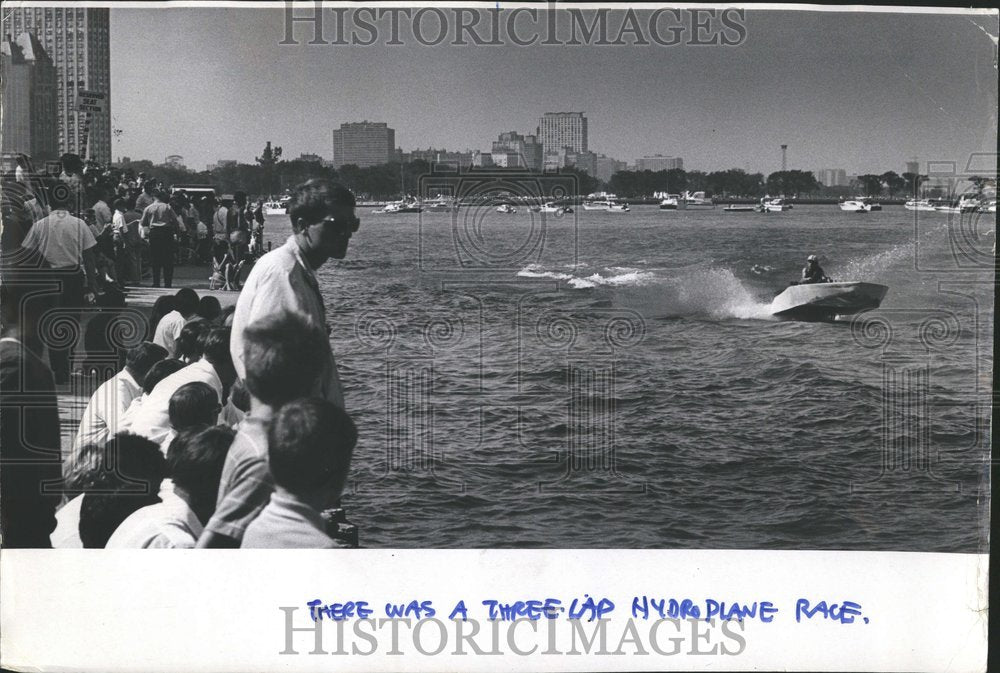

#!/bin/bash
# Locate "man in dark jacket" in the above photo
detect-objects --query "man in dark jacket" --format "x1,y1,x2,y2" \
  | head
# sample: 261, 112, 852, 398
1, 250, 63, 547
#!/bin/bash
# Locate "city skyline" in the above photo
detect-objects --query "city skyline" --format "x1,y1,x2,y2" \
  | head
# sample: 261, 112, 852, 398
101, 7, 997, 174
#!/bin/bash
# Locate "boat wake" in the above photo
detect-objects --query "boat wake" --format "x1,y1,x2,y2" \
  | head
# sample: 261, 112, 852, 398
519, 264, 774, 320
517, 263, 655, 289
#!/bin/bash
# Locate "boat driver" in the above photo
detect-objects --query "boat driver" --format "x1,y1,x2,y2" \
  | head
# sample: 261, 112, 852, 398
801, 255, 831, 284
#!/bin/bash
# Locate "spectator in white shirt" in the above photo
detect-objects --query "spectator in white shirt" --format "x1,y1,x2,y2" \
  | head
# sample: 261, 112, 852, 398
125, 327, 238, 447
153, 287, 200, 357
230, 179, 359, 411
106, 425, 235, 548
116, 358, 186, 438
68, 342, 168, 474
19, 181, 101, 383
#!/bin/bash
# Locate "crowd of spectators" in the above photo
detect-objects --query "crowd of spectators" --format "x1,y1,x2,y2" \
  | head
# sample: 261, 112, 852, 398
1, 174, 361, 550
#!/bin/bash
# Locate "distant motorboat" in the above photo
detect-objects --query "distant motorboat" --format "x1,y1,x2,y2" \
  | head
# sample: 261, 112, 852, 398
935, 195, 980, 214
723, 204, 756, 212
839, 199, 872, 213
537, 202, 571, 214
496, 203, 517, 214
681, 191, 715, 209
263, 197, 290, 215
759, 197, 792, 212
904, 198, 936, 211
424, 196, 455, 211
583, 194, 630, 212
380, 196, 423, 213
771, 281, 889, 321
978, 199, 997, 214
659, 194, 680, 210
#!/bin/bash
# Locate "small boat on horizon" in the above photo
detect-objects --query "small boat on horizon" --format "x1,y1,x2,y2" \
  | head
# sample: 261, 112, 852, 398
723, 204, 756, 212
759, 197, 791, 212
496, 203, 517, 214
379, 196, 423, 213
583, 193, 630, 212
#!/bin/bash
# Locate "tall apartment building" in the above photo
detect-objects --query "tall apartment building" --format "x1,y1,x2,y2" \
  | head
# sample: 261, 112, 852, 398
905, 160, 920, 175
538, 112, 588, 156
2, 7, 111, 164
1, 32, 58, 162
331, 121, 395, 168
815, 168, 848, 187
635, 155, 684, 171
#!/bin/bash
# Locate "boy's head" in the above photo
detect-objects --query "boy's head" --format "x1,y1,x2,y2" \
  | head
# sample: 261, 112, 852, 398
268, 398, 357, 503
167, 425, 235, 510
242, 310, 327, 406
173, 287, 199, 318
176, 319, 210, 363
168, 381, 220, 432
125, 341, 168, 385
201, 327, 236, 389
78, 433, 167, 548
141, 358, 186, 395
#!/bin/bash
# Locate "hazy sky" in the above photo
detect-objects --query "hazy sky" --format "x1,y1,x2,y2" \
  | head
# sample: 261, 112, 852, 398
109, 6, 998, 174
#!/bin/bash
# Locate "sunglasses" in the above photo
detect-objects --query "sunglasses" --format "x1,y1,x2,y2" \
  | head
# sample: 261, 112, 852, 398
322, 214, 360, 233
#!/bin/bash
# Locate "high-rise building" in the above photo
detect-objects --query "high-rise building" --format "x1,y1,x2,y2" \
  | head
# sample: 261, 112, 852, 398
538, 112, 588, 156
402, 147, 474, 168
815, 168, 848, 187
298, 153, 323, 163
163, 155, 185, 169
2, 7, 111, 164
1, 32, 58, 162
635, 155, 684, 171
331, 121, 395, 168
905, 160, 920, 175
490, 131, 543, 171
594, 154, 628, 183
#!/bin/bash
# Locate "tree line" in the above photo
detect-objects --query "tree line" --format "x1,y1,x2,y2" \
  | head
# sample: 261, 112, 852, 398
118, 143, 984, 200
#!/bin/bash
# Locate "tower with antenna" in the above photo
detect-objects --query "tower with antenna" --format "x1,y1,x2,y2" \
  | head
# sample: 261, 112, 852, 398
781, 144, 788, 171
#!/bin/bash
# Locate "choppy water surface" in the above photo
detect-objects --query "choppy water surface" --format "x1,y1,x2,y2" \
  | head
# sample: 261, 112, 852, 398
263, 205, 993, 551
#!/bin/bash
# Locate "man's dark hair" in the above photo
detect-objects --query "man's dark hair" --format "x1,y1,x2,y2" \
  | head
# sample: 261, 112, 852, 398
141, 358, 186, 395
112, 198, 126, 211
288, 179, 356, 231
142, 181, 155, 194
242, 311, 327, 406
196, 296, 222, 322
200, 327, 232, 368
125, 342, 168, 380
176, 319, 210, 362
268, 398, 357, 494
167, 425, 235, 505
60, 153, 83, 176
168, 381, 219, 432
173, 287, 199, 318
78, 433, 167, 548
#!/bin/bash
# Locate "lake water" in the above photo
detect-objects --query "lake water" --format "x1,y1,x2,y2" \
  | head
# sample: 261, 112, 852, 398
262, 204, 994, 551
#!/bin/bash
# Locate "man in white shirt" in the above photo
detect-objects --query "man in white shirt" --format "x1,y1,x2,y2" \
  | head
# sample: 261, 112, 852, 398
152, 287, 200, 358
127, 327, 238, 447
69, 342, 168, 472
19, 182, 101, 383
106, 426, 234, 548
230, 179, 359, 410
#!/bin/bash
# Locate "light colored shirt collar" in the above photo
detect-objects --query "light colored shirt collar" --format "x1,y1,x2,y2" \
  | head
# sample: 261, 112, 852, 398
284, 235, 318, 281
